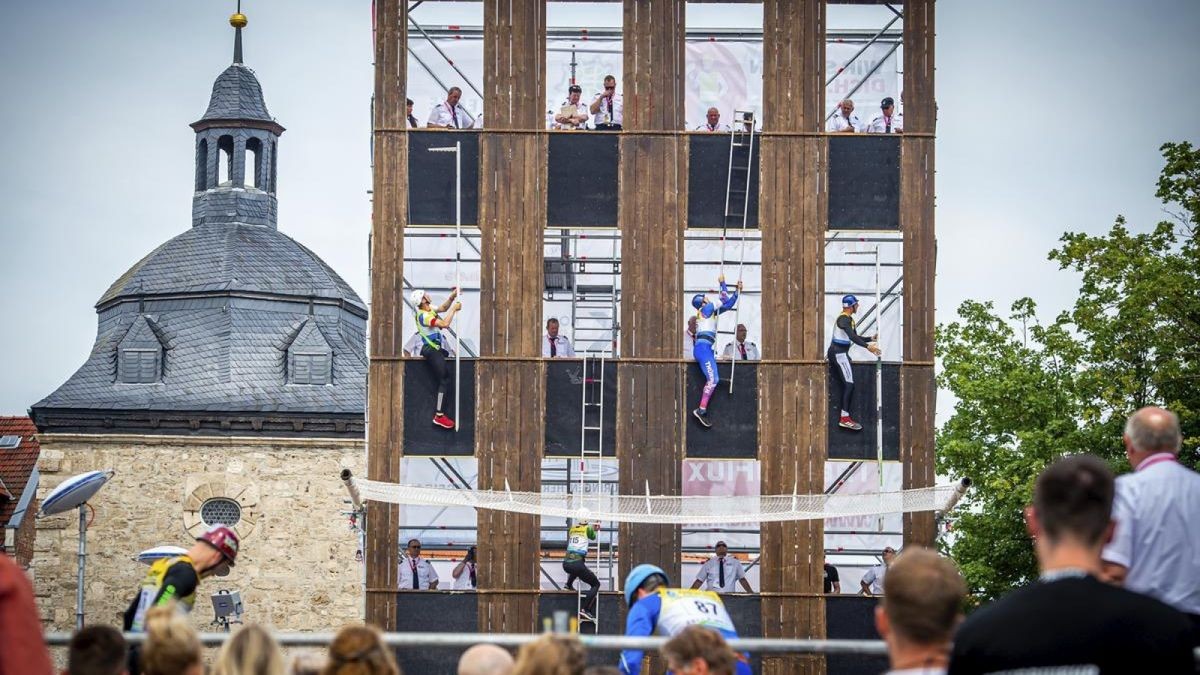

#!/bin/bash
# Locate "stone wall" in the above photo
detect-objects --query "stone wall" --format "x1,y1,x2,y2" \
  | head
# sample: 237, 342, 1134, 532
31, 434, 365, 633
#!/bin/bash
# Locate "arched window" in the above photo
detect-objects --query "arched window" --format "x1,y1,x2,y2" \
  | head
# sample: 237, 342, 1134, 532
246, 137, 263, 189
195, 138, 209, 191
217, 135, 235, 186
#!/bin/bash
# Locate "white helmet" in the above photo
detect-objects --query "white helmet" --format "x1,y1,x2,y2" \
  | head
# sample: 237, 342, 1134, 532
409, 289, 427, 307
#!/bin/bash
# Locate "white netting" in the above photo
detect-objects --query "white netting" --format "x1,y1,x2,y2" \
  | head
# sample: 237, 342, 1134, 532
354, 479, 964, 525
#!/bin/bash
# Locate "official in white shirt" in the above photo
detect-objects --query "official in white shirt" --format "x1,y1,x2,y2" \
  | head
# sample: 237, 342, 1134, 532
826, 99, 861, 133
721, 323, 760, 361
590, 75, 623, 130
452, 546, 477, 590
684, 316, 698, 361
860, 546, 896, 596
554, 85, 590, 130
1102, 407, 1200, 628
695, 107, 732, 132
863, 97, 903, 134
543, 318, 576, 358
427, 86, 474, 129
398, 538, 439, 590
405, 331, 457, 358
406, 98, 420, 129
690, 541, 753, 594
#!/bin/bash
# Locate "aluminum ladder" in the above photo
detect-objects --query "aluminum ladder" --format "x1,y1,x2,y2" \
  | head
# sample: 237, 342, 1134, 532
575, 354, 607, 629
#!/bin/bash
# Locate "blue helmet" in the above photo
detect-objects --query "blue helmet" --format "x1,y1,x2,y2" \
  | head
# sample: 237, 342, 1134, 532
691, 294, 706, 310
624, 563, 670, 607
842, 294, 859, 308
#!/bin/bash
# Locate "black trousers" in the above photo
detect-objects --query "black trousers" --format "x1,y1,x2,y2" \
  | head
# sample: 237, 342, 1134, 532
563, 558, 599, 614
420, 344, 452, 413
828, 346, 854, 413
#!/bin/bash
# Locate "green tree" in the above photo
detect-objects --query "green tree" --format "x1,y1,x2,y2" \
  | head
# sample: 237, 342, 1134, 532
936, 142, 1200, 600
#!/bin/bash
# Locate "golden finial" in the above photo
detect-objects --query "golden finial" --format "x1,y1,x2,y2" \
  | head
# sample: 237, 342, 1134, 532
230, 12, 248, 29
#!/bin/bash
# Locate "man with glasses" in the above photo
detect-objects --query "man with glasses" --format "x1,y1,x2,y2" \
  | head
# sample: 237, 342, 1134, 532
590, 75, 624, 131
860, 546, 896, 596
399, 538, 439, 590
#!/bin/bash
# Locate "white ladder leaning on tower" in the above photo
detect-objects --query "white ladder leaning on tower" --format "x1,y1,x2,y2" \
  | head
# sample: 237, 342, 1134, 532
576, 353, 606, 628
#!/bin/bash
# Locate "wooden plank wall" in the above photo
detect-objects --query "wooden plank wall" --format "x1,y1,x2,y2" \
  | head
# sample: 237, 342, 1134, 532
366, 0, 407, 631
476, 0, 548, 633
616, 0, 687, 593
759, 1, 827, 673
900, 0, 937, 548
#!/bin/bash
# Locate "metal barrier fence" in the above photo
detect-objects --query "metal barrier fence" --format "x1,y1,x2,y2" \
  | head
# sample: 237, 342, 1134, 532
42, 631, 887, 654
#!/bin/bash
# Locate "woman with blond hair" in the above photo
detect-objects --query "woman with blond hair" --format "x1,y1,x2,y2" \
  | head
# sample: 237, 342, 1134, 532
141, 605, 203, 675
512, 635, 586, 675
322, 625, 401, 675
213, 623, 286, 675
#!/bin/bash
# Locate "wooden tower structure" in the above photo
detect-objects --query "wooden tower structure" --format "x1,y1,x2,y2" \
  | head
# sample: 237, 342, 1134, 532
368, 1, 935, 672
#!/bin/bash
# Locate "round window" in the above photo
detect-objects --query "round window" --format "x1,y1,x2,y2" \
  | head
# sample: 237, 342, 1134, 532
200, 498, 242, 527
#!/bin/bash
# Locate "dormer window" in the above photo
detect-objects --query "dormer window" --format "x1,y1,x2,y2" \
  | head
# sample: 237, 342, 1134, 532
119, 348, 161, 384
291, 351, 331, 385
282, 318, 333, 386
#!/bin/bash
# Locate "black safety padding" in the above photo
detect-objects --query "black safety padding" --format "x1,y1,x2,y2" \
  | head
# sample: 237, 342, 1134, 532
721, 594, 764, 672
685, 360, 758, 458
403, 358, 476, 456
687, 133, 760, 229
408, 131, 480, 226
540, 590, 625, 640
545, 359, 618, 457
548, 133, 619, 228
827, 135, 900, 230
827, 362, 900, 461
826, 595, 889, 675
394, 590, 479, 675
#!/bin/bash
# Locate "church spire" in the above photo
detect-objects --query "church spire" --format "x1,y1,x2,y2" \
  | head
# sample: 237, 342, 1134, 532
230, 3, 247, 64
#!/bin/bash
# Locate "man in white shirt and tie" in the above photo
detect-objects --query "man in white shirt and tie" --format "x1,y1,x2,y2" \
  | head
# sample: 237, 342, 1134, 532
826, 99, 861, 133
695, 107, 731, 132
398, 538, 439, 590
721, 324, 760, 361
452, 545, 477, 590
554, 84, 590, 130
590, 75, 623, 131
543, 318, 575, 358
427, 86, 473, 129
691, 541, 753, 594
863, 97, 904, 134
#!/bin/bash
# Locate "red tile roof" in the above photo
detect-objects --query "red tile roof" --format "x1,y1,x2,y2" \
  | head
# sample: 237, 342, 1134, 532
0, 417, 40, 528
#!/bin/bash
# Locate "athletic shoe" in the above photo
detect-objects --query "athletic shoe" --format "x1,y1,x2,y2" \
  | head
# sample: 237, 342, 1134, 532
693, 408, 712, 428
432, 413, 455, 429
578, 609, 596, 623
838, 415, 863, 431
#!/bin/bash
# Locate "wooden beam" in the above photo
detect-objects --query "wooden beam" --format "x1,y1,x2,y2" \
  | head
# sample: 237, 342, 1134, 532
366, 0, 408, 632
476, 0, 547, 633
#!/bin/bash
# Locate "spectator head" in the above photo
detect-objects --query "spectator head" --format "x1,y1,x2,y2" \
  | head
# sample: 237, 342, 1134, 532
688, 316, 698, 334
735, 324, 747, 342
714, 541, 728, 558
406, 98, 413, 112
661, 626, 737, 675
1123, 406, 1182, 466
67, 624, 128, 675
881, 97, 895, 114
142, 605, 203, 675
407, 539, 422, 558
512, 635, 585, 675
882, 546, 897, 565
290, 651, 327, 675
447, 87, 463, 107
213, 623, 285, 675
706, 107, 720, 126
839, 99, 855, 116
874, 548, 965, 666
546, 318, 560, 338
603, 75, 617, 93
323, 625, 401, 675
1026, 455, 1115, 554
457, 643, 514, 675
568, 84, 582, 104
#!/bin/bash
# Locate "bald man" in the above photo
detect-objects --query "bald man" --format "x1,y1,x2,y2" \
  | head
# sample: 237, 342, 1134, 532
695, 107, 731, 132
1102, 406, 1200, 643
458, 643, 514, 675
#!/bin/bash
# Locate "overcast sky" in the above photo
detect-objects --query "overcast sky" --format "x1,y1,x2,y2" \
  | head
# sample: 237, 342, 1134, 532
1, 1, 1197, 416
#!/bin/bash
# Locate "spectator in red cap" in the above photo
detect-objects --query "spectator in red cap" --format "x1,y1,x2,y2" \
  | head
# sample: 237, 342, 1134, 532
123, 524, 240, 632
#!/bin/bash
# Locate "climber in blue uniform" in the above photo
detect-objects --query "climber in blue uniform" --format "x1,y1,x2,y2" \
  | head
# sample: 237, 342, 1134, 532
691, 274, 741, 429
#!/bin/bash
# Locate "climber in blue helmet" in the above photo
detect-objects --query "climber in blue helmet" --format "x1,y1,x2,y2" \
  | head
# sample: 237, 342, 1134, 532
828, 294, 882, 431
690, 274, 742, 430
619, 563, 751, 675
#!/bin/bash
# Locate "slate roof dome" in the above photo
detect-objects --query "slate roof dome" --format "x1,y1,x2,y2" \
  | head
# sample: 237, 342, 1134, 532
31, 17, 365, 438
